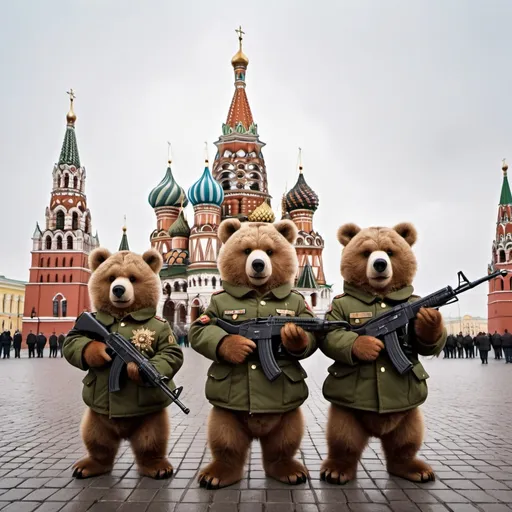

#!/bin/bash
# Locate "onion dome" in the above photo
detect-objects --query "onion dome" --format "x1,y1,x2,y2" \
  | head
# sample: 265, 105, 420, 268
148, 162, 188, 208
169, 210, 191, 238
188, 164, 224, 206
232, 26, 249, 67
285, 172, 319, 212
248, 200, 275, 223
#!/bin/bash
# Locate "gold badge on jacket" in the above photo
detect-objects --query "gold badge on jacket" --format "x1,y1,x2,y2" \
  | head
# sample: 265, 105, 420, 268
131, 328, 155, 351
349, 312, 373, 324
224, 309, 245, 320
276, 309, 296, 317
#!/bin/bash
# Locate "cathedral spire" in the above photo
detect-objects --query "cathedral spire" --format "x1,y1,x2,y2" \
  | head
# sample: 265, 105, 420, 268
58, 89, 80, 167
500, 159, 512, 205
119, 217, 130, 251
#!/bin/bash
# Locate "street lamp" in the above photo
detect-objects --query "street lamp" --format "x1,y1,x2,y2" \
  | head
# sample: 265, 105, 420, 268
30, 308, 40, 335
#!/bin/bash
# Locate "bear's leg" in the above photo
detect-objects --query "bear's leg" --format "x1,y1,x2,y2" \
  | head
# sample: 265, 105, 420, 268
260, 408, 308, 485
381, 407, 435, 483
72, 409, 120, 479
129, 410, 174, 479
198, 406, 251, 490
320, 405, 369, 485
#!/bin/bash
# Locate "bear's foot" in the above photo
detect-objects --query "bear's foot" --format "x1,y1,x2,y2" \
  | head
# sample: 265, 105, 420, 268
265, 459, 308, 485
387, 458, 435, 483
138, 459, 174, 480
198, 461, 244, 490
320, 459, 357, 485
71, 457, 112, 479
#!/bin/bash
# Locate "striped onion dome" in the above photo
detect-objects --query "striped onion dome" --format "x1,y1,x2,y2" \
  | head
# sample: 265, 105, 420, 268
285, 173, 319, 212
148, 164, 189, 209
169, 210, 191, 238
188, 165, 224, 206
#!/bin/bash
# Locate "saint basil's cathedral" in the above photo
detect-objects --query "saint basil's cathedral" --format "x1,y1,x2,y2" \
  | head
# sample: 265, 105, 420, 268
21, 30, 332, 339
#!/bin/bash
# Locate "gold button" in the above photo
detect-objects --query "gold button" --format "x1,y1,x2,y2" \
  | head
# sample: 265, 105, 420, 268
232, 314, 238, 320
251, 364, 257, 370
260, 300, 266, 306
381, 303, 386, 309
380, 367, 386, 373
355, 318, 360, 324
120, 322, 126, 327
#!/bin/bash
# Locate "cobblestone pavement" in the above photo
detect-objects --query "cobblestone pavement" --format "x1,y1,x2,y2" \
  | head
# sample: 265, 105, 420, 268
0, 348, 511, 512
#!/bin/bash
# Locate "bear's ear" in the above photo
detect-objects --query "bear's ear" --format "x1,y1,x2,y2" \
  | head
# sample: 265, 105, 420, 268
89, 248, 112, 272
274, 220, 298, 244
142, 249, 163, 274
337, 223, 361, 246
393, 222, 417, 246
218, 218, 242, 243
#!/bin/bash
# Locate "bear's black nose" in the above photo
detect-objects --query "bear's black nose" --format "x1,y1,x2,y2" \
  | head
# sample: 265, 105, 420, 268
252, 259, 265, 274
373, 259, 388, 273
112, 285, 126, 298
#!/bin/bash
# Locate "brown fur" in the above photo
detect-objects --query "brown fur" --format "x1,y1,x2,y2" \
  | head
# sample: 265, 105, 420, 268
73, 248, 173, 480
200, 220, 307, 489
321, 222, 438, 485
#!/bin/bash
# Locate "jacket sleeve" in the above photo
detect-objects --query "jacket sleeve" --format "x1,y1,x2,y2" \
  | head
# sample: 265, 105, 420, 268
283, 296, 317, 360
412, 326, 448, 356
63, 329, 93, 371
148, 322, 184, 379
320, 300, 358, 365
189, 296, 229, 362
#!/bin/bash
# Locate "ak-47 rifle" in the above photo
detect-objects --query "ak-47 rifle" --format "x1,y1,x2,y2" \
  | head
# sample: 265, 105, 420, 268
73, 312, 190, 414
347, 269, 508, 375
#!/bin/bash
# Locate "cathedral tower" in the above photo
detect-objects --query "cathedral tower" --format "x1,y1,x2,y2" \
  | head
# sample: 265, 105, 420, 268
22, 91, 99, 339
212, 27, 270, 219
488, 159, 512, 333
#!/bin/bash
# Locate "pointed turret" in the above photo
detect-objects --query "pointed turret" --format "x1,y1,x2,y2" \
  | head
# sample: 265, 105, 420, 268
58, 89, 80, 167
500, 160, 512, 205
297, 262, 318, 289
119, 218, 130, 251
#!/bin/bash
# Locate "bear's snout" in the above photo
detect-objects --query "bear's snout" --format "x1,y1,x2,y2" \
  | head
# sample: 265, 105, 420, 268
112, 285, 126, 298
373, 259, 388, 273
252, 259, 265, 274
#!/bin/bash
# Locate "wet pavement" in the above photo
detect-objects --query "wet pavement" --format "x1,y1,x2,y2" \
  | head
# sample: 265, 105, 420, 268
0, 348, 511, 511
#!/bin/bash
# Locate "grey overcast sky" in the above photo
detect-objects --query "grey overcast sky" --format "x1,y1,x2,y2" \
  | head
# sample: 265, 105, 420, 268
1, 0, 511, 319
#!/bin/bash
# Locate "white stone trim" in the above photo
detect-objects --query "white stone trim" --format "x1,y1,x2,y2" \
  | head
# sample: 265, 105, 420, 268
25, 282, 89, 286
23, 317, 77, 322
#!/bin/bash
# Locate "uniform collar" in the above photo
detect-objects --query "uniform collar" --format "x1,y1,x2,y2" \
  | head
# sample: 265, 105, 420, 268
222, 281, 292, 300
343, 282, 414, 304
95, 307, 156, 326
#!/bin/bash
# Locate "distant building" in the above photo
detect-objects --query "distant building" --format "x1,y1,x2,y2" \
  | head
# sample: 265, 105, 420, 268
488, 160, 512, 333
443, 315, 488, 336
0, 276, 26, 332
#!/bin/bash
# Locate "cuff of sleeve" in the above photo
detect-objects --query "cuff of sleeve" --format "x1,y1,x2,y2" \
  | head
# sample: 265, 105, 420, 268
204, 326, 230, 362
286, 332, 316, 359
340, 332, 358, 365
66, 338, 92, 370
414, 329, 447, 356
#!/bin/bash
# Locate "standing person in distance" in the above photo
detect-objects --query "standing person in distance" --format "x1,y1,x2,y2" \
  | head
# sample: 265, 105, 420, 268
502, 329, 512, 363
13, 330, 22, 358
27, 330, 37, 358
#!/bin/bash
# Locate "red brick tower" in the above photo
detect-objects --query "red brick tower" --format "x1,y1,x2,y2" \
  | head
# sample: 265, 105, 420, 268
212, 27, 271, 219
488, 159, 512, 333
22, 90, 99, 340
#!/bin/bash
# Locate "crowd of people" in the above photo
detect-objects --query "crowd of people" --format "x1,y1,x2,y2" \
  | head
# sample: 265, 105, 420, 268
0, 330, 66, 359
444, 330, 512, 364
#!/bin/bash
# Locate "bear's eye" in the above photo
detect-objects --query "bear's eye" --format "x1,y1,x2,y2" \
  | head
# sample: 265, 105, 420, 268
109, 276, 116, 283
362, 250, 371, 258
129, 276, 136, 283
386, 249, 393, 257
266, 250, 273, 256
244, 248, 252, 255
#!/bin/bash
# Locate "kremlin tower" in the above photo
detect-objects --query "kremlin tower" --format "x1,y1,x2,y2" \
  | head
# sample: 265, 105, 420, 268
22, 91, 99, 339
488, 159, 512, 333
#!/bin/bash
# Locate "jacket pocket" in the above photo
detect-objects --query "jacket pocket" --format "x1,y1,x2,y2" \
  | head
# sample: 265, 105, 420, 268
205, 363, 233, 404
81, 372, 97, 407
408, 362, 429, 404
138, 385, 169, 408
281, 364, 308, 406
322, 364, 358, 404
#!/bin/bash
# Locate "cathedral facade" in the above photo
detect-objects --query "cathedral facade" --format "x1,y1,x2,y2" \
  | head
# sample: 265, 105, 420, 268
148, 32, 332, 332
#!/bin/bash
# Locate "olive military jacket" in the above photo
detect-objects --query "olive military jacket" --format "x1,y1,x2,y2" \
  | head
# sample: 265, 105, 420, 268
63, 307, 184, 419
320, 283, 447, 414
189, 282, 317, 414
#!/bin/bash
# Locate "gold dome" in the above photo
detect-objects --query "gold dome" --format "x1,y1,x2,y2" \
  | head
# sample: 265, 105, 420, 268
248, 201, 275, 223
66, 88, 76, 125
232, 25, 249, 67
503, 158, 508, 174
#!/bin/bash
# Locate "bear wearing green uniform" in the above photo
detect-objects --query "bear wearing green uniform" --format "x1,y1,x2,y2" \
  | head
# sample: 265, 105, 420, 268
320, 223, 446, 485
190, 219, 317, 489
63, 248, 183, 479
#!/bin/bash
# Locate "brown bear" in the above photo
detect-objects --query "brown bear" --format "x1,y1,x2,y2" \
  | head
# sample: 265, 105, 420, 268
63, 248, 184, 479
319, 223, 446, 484
189, 219, 317, 489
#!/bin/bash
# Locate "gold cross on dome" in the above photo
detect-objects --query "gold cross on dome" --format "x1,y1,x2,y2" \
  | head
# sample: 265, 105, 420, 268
67, 88, 76, 102
235, 26, 245, 42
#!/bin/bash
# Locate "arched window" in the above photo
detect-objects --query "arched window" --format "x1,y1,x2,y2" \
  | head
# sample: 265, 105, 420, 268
85, 216, 90, 234
311, 293, 318, 308
70, 258, 73, 267
63, 275, 66, 283
198, 277, 202, 287
509, 276, 512, 290
70, 274, 73, 282
212, 277, 217, 289
67, 236, 73, 250
46, 274, 50, 282
39, 276, 43, 283
192, 279, 196, 287
45, 236, 52, 250
56, 211, 65, 230
55, 274, 58, 282
63, 257, 66, 267
498, 279, 504, 291
250, 183, 260, 191
55, 258, 59, 267
62, 300, 67, 317
73, 176, 78, 189
174, 282, 180, 292
205, 279, 209, 287
40, 258, 43, 267
47, 257, 50, 267
53, 299, 59, 317
64, 175, 69, 188
72, 212, 78, 230
500, 250, 506, 263
56, 236, 62, 250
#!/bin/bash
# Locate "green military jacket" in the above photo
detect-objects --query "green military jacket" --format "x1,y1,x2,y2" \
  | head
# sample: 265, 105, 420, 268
320, 283, 447, 414
189, 282, 317, 414
63, 307, 184, 419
